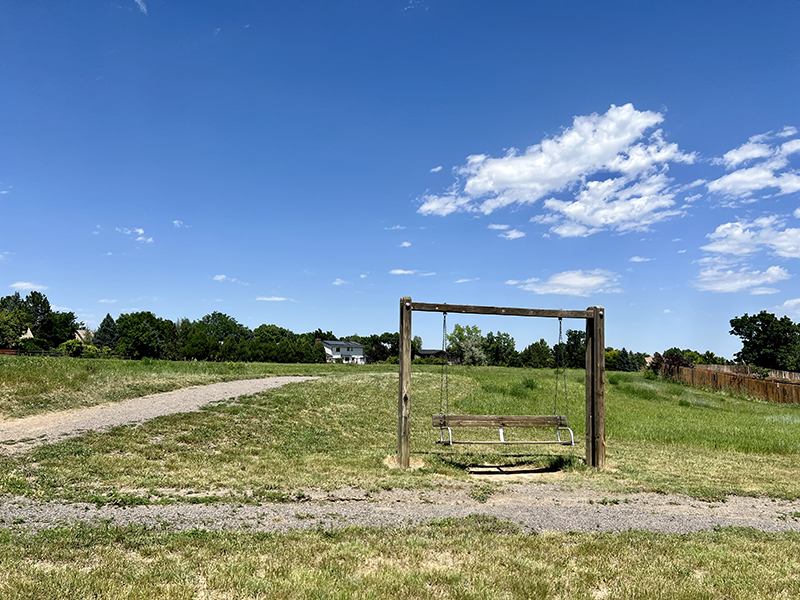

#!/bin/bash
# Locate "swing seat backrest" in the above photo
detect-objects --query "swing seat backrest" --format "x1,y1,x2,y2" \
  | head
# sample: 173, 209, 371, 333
432, 414, 568, 429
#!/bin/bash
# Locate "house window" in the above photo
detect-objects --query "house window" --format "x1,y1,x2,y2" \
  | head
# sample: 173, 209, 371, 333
336, 347, 341, 352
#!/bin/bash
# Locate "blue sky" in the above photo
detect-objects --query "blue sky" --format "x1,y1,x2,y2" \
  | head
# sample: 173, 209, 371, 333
1, 1, 799, 358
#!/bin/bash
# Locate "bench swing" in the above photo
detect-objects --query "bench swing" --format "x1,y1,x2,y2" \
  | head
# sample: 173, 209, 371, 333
432, 312, 575, 446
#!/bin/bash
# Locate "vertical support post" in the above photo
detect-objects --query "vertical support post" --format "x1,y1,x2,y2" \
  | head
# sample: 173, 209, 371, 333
585, 306, 606, 468
397, 296, 413, 468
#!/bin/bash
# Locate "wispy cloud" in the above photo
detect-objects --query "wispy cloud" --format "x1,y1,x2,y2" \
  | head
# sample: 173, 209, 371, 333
455, 278, 479, 284
708, 129, 800, 201
399, 241, 411, 247
430, 165, 443, 172
692, 257, 790, 293
256, 296, 291, 302
390, 269, 416, 275
418, 104, 695, 237
507, 269, 621, 296
117, 227, 154, 244
10, 282, 48, 291
629, 256, 652, 262
173, 220, 189, 228
385, 225, 405, 230
487, 224, 510, 230
332, 278, 348, 286
98, 299, 117, 304
499, 229, 525, 240
701, 214, 800, 259
213, 274, 249, 286
134, 0, 148, 15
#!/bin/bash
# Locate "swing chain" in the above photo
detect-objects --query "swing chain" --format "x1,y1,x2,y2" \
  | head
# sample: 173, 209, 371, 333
439, 313, 449, 418
554, 317, 569, 424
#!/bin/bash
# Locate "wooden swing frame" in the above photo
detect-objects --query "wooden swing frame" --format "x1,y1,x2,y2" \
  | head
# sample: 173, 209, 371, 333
397, 298, 606, 468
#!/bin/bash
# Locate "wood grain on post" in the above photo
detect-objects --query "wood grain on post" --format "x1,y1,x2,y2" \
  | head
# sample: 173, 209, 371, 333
397, 296, 412, 468
585, 306, 606, 468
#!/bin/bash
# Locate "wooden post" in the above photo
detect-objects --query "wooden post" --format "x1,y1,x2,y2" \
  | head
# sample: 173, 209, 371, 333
585, 306, 606, 468
397, 296, 412, 468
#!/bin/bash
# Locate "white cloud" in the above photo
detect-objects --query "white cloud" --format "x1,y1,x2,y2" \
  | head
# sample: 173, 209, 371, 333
134, 0, 148, 14
420, 272, 436, 277
629, 256, 652, 262
430, 166, 443, 173
390, 269, 416, 275
213, 274, 249, 285
399, 242, 411, 247
751, 287, 780, 295
418, 104, 694, 237
708, 129, 800, 199
360, 274, 367, 279
692, 263, 790, 293
117, 227, 153, 243
776, 298, 800, 319
701, 215, 800, 259
664, 309, 671, 313
256, 296, 290, 302
10, 282, 47, 291
332, 278, 348, 286
795, 207, 800, 219
173, 220, 185, 228
507, 269, 621, 296
488, 224, 509, 230
98, 299, 117, 304
455, 278, 479, 283
385, 225, 405, 230
499, 229, 525, 240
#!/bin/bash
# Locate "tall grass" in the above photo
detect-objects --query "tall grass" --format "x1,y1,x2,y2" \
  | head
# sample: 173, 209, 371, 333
1, 361, 799, 502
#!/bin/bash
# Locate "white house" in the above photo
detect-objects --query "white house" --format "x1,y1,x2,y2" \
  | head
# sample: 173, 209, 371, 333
321, 340, 366, 364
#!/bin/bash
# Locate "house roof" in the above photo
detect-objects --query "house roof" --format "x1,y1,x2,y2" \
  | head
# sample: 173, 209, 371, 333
321, 340, 364, 348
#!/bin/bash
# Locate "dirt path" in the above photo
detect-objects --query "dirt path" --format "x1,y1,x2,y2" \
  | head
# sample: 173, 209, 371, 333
0, 377, 317, 455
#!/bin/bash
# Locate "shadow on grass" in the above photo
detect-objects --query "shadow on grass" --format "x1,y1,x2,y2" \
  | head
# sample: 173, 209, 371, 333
422, 451, 584, 475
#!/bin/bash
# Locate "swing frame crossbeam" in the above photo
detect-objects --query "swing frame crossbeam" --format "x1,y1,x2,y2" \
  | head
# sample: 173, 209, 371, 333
397, 298, 605, 468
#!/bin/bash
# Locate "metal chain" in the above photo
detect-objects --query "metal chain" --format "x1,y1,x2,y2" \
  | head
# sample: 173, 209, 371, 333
439, 312, 449, 417
553, 317, 570, 425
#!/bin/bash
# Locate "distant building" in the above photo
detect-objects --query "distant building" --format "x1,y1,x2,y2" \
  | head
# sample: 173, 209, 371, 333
321, 340, 365, 364
414, 348, 448, 361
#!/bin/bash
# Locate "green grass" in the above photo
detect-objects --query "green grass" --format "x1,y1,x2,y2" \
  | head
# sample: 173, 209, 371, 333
1, 360, 799, 503
0, 519, 798, 599
0, 356, 367, 418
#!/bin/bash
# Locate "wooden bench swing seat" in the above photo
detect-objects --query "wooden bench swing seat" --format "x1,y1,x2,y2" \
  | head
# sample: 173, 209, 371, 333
432, 414, 575, 446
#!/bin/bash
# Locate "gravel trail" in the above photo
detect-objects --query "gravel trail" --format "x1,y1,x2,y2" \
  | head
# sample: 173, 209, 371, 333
0, 377, 317, 455
2, 484, 799, 534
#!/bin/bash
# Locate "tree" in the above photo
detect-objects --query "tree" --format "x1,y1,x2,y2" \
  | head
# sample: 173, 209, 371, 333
729, 311, 800, 371
447, 324, 486, 366
482, 331, 520, 367
116, 311, 177, 359
552, 329, 586, 369
93, 314, 119, 350
520, 339, 552, 368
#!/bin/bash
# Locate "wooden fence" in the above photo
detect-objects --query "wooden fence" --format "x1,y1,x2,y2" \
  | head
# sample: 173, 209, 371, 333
695, 363, 800, 382
660, 365, 800, 405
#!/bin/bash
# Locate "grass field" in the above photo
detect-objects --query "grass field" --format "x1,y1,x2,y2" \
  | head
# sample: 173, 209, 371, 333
0, 519, 798, 599
1, 356, 800, 598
